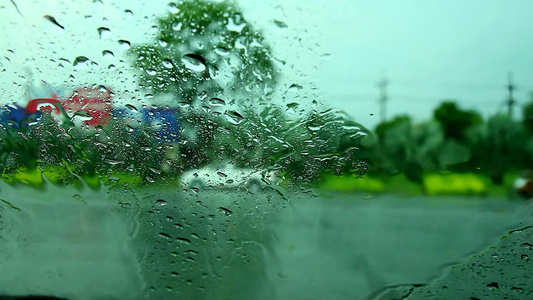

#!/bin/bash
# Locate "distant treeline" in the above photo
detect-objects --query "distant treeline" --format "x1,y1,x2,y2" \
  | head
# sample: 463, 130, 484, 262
357, 98, 533, 185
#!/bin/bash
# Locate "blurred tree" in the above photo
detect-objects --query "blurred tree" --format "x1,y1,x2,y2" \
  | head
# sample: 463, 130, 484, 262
522, 93, 533, 132
411, 121, 444, 172
127, 0, 370, 184
273, 109, 367, 182
468, 113, 529, 184
371, 117, 448, 182
433, 101, 483, 141
374, 116, 418, 180
128, 0, 282, 174
130, 0, 277, 106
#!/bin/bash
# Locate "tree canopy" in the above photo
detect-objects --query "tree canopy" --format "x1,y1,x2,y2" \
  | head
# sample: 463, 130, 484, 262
433, 101, 483, 141
130, 0, 278, 106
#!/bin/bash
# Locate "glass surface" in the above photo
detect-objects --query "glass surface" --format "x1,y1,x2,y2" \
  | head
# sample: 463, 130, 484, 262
1, 1, 532, 299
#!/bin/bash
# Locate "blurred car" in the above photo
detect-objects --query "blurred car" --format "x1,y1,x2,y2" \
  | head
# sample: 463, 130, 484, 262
514, 170, 533, 198
179, 164, 277, 191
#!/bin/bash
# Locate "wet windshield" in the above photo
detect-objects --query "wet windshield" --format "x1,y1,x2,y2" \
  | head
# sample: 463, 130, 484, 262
0, 1, 532, 299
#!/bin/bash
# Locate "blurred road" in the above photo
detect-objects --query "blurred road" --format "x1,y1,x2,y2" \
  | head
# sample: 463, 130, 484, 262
264, 194, 533, 300
131, 188, 533, 300
0, 183, 531, 300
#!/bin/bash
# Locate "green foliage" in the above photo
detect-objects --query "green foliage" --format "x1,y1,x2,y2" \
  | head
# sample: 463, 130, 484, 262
366, 99, 533, 188
371, 116, 427, 181
0, 111, 178, 187
467, 113, 530, 184
434, 101, 483, 141
522, 94, 533, 132
175, 104, 369, 184
130, 0, 277, 104
1, 0, 370, 187
127, 0, 368, 184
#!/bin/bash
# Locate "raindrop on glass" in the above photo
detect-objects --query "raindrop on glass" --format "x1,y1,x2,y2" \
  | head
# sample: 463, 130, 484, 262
224, 110, 245, 125
118, 39, 131, 49
156, 199, 167, 206
209, 98, 226, 106
274, 20, 288, 28
214, 47, 230, 56
162, 59, 174, 69
181, 54, 206, 72
167, 2, 180, 14
73, 56, 90, 68
97, 27, 111, 39
158, 39, 168, 47
102, 50, 114, 58
172, 21, 182, 31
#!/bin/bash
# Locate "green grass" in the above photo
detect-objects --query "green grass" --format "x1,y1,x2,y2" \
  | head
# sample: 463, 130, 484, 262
1, 167, 144, 190
423, 172, 487, 196
1, 165, 523, 200
317, 171, 521, 199
317, 174, 385, 193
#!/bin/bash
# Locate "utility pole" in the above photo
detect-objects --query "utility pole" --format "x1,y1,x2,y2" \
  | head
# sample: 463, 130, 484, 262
506, 72, 515, 118
378, 73, 388, 123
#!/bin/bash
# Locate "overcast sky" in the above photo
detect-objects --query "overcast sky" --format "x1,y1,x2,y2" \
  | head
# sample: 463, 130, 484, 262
303, 1, 533, 128
3, 0, 533, 129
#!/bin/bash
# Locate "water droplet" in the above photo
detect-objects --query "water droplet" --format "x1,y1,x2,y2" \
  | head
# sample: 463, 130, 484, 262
105, 159, 123, 165
224, 110, 245, 125
209, 98, 226, 106
308, 124, 323, 131
521, 254, 529, 261
44, 15, 65, 30
102, 50, 114, 58
214, 47, 230, 56
146, 69, 157, 76
149, 167, 162, 175
172, 21, 182, 31
219, 207, 233, 216
156, 199, 167, 206
97, 27, 110, 39
343, 124, 361, 131
176, 237, 191, 245
118, 39, 131, 49
274, 20, 288, 28
167, 2, 180, 14
73, 56, 90, 68
286, 102, 299, 108
520, 243, 533, 250
158, 39, 168, 47
226, 15, 246, 32
162, 59, 174, 69
124, 9, 133, 18
125, 104, 138, 111
288, 83, 303, 92
487, 282, 499, 290
181, 54, 206, 72
73, 110, 93, 121
159, 232, 171, 240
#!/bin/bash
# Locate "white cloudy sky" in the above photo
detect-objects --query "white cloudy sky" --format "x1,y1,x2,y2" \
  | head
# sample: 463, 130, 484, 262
243, 0, 533, 128
2, 0, 533, 129
274, 1, 533, 128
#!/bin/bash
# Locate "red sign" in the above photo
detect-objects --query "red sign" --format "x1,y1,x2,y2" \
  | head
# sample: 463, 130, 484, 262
62, 87, 113, 126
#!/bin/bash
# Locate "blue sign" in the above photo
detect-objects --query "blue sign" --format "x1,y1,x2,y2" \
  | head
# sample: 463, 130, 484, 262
111, 107, 180, 143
